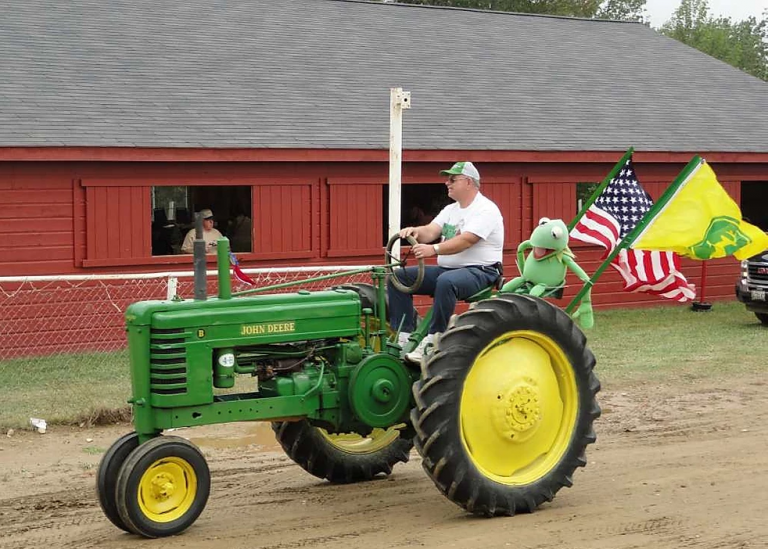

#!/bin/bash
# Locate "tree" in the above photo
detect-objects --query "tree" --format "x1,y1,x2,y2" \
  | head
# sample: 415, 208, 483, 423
395, 0, 647, 22
660, 0, 767, 81
394, 0, 767, 80
596, 0, 646, 22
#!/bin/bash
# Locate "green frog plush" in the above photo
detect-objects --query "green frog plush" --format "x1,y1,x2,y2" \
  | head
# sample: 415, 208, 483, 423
501, 217, 594, 329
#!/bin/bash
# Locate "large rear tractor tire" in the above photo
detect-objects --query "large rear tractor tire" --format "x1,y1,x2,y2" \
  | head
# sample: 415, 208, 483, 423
411, 293, 600, 516
271, 421, 413, 483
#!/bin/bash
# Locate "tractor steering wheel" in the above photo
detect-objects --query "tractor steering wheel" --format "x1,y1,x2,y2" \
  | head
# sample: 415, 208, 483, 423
385, 234, 426, 294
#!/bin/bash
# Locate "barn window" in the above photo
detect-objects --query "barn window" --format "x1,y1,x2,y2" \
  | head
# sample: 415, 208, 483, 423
381, 184, 452, 245
151, 185, 252, 256
575, 182, 600, 214
740, 181, 768, 231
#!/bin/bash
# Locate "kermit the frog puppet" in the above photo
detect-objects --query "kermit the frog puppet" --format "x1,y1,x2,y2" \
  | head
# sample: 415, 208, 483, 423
501, 217, 594, 329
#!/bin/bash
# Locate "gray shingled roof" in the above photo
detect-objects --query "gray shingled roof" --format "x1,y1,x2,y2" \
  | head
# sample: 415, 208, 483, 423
1, 0, 766, 152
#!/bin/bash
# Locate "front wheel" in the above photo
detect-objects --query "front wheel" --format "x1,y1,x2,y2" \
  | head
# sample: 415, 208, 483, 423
97, 432, 139, 532
756, 312, 768, 326
272, 421, 413, 483
115, 436, 210, 538
411, 294, 600, 516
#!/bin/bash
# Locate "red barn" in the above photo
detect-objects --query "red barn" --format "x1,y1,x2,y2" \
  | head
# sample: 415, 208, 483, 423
1, 0, 767, 355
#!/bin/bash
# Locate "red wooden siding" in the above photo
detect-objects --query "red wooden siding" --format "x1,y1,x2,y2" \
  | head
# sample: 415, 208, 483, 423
252, 184, 313, 258
84, 185, 150, 265
520, 177, 534, 248
532, 182, 577, 231
0, 160, 760, 361
0, 169, 74, 274
327, 182, 383, 257
482, 181, 522, 250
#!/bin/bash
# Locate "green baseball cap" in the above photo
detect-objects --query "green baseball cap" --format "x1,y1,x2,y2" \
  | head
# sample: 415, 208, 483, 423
439, 161, 480, 182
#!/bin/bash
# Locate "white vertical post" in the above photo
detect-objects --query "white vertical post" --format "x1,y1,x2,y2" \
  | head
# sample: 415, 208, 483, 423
167, 276, 178, 300
388, 87, 411, 257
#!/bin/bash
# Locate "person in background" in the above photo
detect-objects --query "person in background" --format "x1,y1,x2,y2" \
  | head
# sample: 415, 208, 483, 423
388, 161, 505, 362
180, 208, 224, 254
227, 210, 253, 253
406, 203, 433, 231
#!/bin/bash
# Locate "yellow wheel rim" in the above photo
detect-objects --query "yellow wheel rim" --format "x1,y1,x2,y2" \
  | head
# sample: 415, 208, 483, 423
459, 330, 578, 485
137, 457, 198, 523
320, 425, 403, 455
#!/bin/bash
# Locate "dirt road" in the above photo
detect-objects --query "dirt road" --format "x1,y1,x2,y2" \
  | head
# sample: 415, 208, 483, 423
1, 374, 767, 549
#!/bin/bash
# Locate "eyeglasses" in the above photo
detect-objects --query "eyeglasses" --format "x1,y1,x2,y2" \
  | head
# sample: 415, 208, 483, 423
446, 176, 470, 185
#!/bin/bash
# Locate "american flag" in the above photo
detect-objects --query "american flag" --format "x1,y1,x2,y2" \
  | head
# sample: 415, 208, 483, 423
229, 252, 256, 286
570, 158, 696, 302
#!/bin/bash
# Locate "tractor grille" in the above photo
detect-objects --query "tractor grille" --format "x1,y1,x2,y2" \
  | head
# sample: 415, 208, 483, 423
149, 327, 188, 395
747, 262, 768, 286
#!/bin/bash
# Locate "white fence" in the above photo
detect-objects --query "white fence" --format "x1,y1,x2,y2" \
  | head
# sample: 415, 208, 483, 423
0, 266, 375, 360
0, 266, 377, 426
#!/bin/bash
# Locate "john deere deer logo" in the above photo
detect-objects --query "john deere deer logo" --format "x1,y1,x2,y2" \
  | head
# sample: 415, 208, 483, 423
688, 216, 751, 260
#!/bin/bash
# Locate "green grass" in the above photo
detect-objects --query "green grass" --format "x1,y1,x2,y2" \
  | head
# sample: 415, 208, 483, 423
0, 349, 132, 429
0, 301, 764, 429
587, 301, 767, 384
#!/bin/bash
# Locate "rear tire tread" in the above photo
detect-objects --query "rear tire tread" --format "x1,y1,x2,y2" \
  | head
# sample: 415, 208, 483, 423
411, 294, 600, 517
271, 420, 413, 484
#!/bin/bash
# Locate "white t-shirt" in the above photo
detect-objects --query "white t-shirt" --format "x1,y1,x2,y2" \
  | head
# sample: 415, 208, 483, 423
432, 193, 504, 268
181, 228, 224, 254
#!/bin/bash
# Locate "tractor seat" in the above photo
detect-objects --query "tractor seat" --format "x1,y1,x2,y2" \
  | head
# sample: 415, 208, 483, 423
546, 285, 565, 299
464, 264, 505, 303
511, 282, 566, 299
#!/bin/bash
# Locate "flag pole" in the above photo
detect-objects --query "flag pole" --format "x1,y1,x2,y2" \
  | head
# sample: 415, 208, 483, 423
568, 147, 634, 231
565, 236, 630, 314
565, 154, 703, 314
631, 155, 703, 246
691, 261, 712, 311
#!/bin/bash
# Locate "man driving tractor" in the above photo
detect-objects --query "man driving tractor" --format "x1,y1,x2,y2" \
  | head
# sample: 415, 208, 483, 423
388, 161, 504, 361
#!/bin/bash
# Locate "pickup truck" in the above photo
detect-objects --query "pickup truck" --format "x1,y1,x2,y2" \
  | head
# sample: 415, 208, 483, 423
735, 250, 768, 325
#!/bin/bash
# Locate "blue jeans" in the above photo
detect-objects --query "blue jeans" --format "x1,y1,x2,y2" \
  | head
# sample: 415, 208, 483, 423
388, 265, 499, 334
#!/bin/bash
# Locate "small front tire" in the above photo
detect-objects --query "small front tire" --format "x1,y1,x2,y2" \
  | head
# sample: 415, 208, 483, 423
97, 432, 139, 532
115, 436, 210, 538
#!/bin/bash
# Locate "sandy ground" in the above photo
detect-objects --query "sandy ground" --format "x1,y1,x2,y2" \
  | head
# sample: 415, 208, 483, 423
1, 374, 767, 549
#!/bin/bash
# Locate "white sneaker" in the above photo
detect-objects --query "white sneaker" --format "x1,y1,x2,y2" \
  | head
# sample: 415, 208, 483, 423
397, 331, 411, 348
405, 334, 434, 363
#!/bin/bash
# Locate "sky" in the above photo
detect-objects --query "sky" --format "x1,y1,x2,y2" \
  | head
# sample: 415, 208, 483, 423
644, 0, 768, 27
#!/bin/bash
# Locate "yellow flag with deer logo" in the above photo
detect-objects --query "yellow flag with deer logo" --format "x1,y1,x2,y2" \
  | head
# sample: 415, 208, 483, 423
633, 159, 768, 260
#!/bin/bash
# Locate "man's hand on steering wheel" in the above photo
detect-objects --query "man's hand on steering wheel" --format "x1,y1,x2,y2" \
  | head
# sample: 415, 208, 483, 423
400, 227, 438, 260
411, 243, 437, 260
385, 233, 426, 294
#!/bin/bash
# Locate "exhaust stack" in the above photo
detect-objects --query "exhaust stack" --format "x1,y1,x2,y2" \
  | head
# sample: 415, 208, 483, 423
193, 213, 207, 301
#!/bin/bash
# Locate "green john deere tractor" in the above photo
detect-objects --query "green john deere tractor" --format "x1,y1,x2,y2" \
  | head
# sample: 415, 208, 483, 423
97, 228, 601, 538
